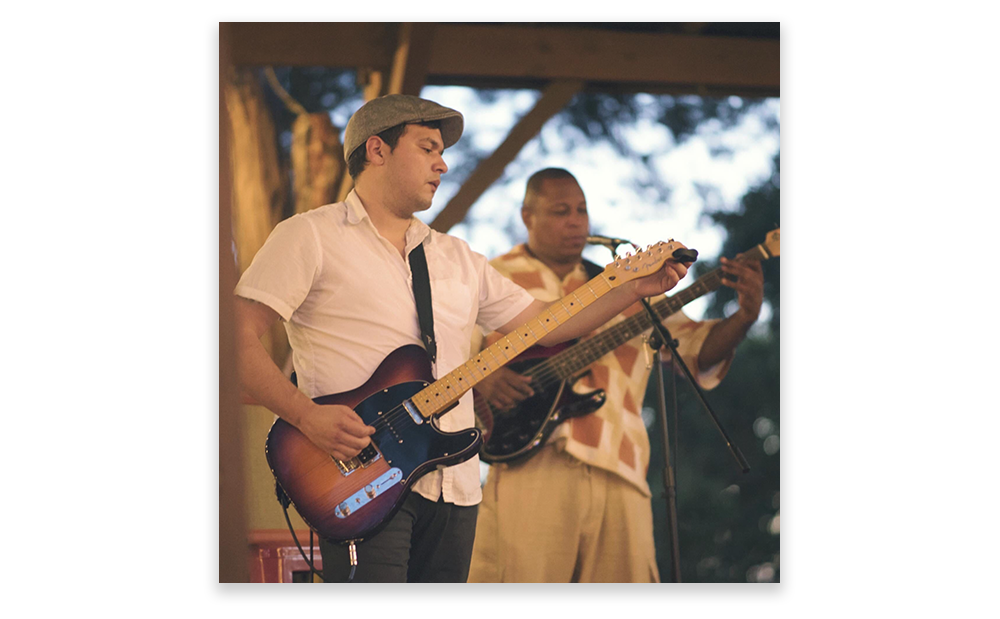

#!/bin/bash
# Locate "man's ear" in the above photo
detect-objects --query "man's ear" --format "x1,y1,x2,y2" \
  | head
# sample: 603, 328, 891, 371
365, 136, 387, 166
521, 207, 533, 230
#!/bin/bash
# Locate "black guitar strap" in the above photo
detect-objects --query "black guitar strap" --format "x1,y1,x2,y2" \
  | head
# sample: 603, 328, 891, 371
408, 243, 437, 364
582, 258, 604, 280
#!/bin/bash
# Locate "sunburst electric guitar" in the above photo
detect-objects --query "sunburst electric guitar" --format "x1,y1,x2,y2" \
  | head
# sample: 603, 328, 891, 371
476, 227, 780, 464
265, 240, 694, 545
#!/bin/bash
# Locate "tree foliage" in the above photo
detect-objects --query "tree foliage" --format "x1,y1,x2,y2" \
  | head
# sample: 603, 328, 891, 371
646, 154, 780, 582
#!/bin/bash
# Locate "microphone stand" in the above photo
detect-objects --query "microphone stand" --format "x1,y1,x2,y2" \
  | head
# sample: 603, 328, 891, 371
596, 239, 750, 583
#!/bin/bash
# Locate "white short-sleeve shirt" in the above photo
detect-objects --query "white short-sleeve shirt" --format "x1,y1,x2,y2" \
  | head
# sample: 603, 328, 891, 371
235, 190, 535, 506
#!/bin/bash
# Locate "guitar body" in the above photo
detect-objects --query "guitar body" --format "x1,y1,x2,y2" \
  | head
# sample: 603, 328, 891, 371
478, 351, 606, 464
265, 345, 482, 544
477, 229, 781, 465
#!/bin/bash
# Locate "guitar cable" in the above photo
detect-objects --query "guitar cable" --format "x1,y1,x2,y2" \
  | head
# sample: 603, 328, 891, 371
274, 482, 328, 582
278, 483, 362, 582
280, 372, 357, 582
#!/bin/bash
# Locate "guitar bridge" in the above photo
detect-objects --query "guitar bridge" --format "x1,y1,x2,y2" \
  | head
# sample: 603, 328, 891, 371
333, 442, 382, 476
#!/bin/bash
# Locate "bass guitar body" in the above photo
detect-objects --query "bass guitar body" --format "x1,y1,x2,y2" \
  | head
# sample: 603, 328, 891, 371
478, 345, 606, 464
265, 345, 482, 544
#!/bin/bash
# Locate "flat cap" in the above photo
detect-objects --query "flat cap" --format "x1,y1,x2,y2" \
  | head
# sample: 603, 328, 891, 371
343, 94, 464, 162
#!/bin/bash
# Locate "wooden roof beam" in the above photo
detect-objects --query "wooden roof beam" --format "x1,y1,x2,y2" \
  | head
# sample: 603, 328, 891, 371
426, 24, 779, 92
430, 79, 584, 232
226, 23, 778, 96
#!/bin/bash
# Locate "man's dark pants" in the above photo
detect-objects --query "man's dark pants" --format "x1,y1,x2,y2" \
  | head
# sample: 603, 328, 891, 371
320, 492, 478, 583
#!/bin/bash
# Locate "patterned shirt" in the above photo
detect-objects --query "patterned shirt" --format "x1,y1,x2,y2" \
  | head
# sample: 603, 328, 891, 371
485, 244, 732, 496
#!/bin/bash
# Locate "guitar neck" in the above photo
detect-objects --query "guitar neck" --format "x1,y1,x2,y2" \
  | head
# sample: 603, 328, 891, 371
533, 244, 771, 382
410, 271, 618, 419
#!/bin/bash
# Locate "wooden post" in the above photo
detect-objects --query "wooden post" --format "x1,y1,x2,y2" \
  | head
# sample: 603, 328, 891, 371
219, 22, 250, 584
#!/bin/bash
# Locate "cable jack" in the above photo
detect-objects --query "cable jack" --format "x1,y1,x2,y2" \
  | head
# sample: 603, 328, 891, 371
347, 541, 358, 581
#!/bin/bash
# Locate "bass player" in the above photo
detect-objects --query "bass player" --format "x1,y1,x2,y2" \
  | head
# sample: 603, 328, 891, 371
467, 167, 764, 583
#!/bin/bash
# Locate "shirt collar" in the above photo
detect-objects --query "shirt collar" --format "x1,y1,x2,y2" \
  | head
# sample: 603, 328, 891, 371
345, 189, 432, 252
344, 190, 368, 225
515, 243, 587, 284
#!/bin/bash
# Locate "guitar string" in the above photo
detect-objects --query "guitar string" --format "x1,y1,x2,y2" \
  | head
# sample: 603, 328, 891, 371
358, 255, 753, 438
353, 279, 617, 440
479, 249, 769, 438
508, 269, 725, 389
479, 250, 761, 406
482, 266, 734, 420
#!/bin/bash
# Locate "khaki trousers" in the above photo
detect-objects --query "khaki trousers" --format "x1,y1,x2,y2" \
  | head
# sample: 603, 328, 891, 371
468, 445, 660, 583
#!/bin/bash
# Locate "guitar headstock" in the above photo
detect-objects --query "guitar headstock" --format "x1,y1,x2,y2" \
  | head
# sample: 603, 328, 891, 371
601, 240, 693, 287
761, 228, 780, 258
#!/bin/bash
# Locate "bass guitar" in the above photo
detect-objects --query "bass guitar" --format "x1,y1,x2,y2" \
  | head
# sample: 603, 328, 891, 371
477, 228, 779, 464
265, 240, 691, 544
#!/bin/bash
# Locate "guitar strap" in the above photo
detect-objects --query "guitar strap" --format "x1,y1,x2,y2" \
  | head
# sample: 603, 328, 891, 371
408, 243, 437, 364
582, 258, 604, 280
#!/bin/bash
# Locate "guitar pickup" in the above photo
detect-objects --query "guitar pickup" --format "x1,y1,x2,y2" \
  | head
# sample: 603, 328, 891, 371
333, 442, 382, 476
357, 443, 381, 466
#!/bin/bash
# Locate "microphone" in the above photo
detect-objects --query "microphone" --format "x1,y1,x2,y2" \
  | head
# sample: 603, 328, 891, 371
586, 234, 636, 251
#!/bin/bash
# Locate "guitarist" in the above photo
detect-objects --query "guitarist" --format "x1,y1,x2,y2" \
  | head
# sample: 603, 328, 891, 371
233, 98, 693, 583
467, 168, 764, 583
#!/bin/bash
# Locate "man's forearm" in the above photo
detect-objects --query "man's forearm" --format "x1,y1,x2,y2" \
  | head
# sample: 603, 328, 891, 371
697, 311, 756, 371
237, 326, 314, 428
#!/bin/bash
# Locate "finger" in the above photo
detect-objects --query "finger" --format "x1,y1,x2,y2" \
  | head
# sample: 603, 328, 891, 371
499, 383, 530, 403
339, 410, 374, 435
668, 261, 688, 280
338, 432, 373, 452
507, 378, 534, 397
720, 261, 752, 278
337, 446, 363, 460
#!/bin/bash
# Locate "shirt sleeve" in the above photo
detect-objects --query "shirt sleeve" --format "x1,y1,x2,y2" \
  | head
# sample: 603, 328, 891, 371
474, 258, 536, 334
233, 215, 322, 321
662, 311, 732, 390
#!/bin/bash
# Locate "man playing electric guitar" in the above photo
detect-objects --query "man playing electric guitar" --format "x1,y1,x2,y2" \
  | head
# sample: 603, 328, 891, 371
467, 168, 765, 583
234, 99, 693, 583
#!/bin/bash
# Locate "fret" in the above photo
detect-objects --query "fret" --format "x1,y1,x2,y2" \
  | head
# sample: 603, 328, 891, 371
411, 240, 703, 418
536, 309, 556, 333
484, 346, 504, 367
551, 303, 573, 323
575, 284, 598, 303
438, 376, 459, 398
489, 235, 778, 404
501, 335, 523, 356
523, 321, 541, 341
556, 298, 574, 321
494, 340, 514, 361
466, 361, 486, 382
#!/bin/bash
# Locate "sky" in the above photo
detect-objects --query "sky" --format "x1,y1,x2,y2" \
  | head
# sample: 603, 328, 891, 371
411, 86, 781, 321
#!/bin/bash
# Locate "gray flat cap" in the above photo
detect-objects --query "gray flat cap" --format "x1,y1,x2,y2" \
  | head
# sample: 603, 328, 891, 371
343, 94, 464, 162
